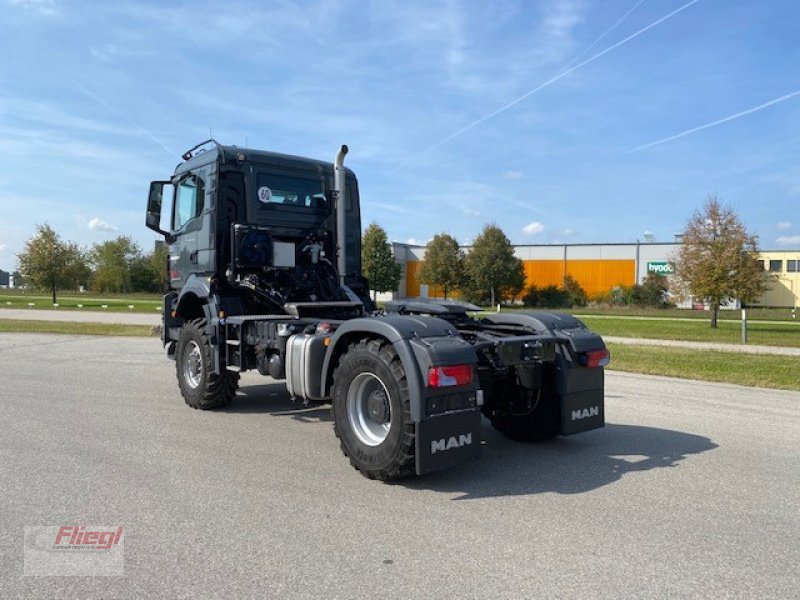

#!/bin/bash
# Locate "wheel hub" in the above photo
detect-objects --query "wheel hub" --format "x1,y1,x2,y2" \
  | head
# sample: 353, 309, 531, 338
367, 388, 390, 424
183, 340, 203, 389
346, 372, 392, 446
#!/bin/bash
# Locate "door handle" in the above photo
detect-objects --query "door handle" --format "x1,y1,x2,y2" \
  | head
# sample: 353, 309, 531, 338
189, 251, 198, 264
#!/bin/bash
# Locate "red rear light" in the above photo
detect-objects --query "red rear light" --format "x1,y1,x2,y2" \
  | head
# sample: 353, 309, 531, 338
427, 364, 473, 387
584, 349, 610, 368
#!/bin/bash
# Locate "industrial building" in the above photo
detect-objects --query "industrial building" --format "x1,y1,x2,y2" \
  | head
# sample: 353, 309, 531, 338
390, 242, 800, 309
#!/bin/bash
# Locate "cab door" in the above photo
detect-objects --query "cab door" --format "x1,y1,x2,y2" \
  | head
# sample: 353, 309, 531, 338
170, 171, 207, 287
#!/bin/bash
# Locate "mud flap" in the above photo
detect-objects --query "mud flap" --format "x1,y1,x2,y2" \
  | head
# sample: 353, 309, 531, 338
561, 388, 604, 435
415, 410, 482, 476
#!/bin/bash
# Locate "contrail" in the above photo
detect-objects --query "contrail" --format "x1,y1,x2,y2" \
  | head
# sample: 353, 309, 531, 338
626, 89, 800, 152
70, 79, 178, 157
424, 0, 699, 152
555, 0, 648, 76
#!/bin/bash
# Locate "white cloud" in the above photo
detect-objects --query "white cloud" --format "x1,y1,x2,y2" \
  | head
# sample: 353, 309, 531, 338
563, 228, 575, 236
775, 235, 800, 246
405, 238, 427, 246
8, 0, 56, 16
463, 208, 480, 217
0, 243, 6, 252
88, 217, 118, 232
503, 170, 523, 180
776, 221, 792, 231
522, 221, 544, 235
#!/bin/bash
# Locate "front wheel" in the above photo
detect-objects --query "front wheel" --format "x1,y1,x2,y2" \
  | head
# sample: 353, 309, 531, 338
331, 339, 415, 480
175, 318, 239, 410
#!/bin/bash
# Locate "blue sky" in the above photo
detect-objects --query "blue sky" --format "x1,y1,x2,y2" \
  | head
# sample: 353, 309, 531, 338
2, 0, 800, 272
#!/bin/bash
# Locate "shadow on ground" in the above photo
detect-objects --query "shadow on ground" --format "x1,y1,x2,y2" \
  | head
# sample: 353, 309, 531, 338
223, 382, 333, 422
222, 382, 717, 500
405, 422, 717, 499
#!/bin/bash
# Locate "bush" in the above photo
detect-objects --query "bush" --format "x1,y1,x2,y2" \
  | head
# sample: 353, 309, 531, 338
522, 285, 569, 308
636, 272, 669, 307
563, 275, 588, 307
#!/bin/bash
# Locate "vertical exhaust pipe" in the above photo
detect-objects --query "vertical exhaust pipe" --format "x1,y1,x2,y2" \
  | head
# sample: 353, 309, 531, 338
334, 144, 349, 282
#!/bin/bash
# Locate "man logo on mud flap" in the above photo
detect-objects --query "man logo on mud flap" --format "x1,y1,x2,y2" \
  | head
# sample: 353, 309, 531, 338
431, 434, 472, 454
572, 406, 600, 421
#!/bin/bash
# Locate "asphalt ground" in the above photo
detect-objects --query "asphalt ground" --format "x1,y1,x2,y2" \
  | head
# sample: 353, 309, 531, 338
0, 333, 798, 599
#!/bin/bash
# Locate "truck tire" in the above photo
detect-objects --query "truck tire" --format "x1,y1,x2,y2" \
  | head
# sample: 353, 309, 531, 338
176, 318, 239, 410
483, 390, 560, 442
331, 339, 415, 481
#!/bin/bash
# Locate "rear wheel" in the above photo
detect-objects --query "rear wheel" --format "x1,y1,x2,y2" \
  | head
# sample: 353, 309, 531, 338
176, 318, 239, 410
332, 339, 415, 480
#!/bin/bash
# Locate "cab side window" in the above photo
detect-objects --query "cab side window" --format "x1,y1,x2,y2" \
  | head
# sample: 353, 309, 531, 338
173, 174, 205, 230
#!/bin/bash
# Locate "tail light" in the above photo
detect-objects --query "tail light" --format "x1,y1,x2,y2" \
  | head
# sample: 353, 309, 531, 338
581, 349, 610, 368
427, 365, 473, 388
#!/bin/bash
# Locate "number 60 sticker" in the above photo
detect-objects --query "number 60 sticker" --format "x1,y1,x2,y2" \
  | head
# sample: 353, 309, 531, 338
257, 186, 272, 203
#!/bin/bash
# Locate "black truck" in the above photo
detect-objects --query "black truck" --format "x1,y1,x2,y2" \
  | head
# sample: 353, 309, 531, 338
146, 140, 609, 480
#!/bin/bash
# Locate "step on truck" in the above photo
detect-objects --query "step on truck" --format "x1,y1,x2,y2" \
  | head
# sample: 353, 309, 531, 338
146, 141, 610, 480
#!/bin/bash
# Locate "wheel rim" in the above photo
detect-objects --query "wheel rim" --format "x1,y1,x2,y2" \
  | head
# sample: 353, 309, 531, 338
346, 372, 392, 446
183, 340, 203, 389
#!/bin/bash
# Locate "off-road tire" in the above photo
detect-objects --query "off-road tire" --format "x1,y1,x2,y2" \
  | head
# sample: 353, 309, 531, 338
483, 390, 560, 442
332, 339, 415, 480
176, 318, 239, 410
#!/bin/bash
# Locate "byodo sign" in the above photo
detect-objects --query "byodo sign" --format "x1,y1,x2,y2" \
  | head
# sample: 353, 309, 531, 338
647, 261, 675, 275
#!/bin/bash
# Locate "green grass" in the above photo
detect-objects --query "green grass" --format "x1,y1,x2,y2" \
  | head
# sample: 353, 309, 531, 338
0, 291, 161, 313
0, 320, 154, 337
571, 305, 798, 321
496, 304, 798, 321
607, 343, 800, 391
579, 317, 800, 348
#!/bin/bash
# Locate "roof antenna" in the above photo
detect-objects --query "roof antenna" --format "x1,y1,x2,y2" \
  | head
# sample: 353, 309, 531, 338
245, 136, 248, 148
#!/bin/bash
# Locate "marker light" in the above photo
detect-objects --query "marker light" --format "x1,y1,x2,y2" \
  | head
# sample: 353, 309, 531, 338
427, 365, 473, 388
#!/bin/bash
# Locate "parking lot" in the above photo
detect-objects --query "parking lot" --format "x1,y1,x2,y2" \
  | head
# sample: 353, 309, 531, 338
1, 333, 798, 599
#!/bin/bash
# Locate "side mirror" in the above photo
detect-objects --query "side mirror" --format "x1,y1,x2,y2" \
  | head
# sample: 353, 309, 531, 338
146, 181, 172, 237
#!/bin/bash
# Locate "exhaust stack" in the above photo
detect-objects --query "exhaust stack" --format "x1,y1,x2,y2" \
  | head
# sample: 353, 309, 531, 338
334, 144, 349, 282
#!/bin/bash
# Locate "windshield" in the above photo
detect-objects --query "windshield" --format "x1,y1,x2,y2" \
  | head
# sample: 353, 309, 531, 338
254, 172, 328, 213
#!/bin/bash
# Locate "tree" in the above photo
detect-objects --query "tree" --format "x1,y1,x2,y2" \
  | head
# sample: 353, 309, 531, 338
63, 243, 91, 292
675, 195, 771, 328
129, 244, 168, 293
90, 236, 142, 293
419, 233, 464, 299
361, 223, 402, 300
463, 224, 525, 306
17, 224, 71, 304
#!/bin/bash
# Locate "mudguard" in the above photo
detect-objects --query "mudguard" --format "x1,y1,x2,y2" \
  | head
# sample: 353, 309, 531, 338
321, 315, 473, 421
321, 315, 483, 476
174, 275, 246, 374
482, 311, 606, 436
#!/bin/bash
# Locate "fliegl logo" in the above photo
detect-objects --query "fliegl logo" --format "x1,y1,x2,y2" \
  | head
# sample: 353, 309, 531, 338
53, 526, 124, 551
25, 524, 125, 576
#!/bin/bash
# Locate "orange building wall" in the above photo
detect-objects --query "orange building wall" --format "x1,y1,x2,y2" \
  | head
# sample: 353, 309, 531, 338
405, 259, 635, 299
